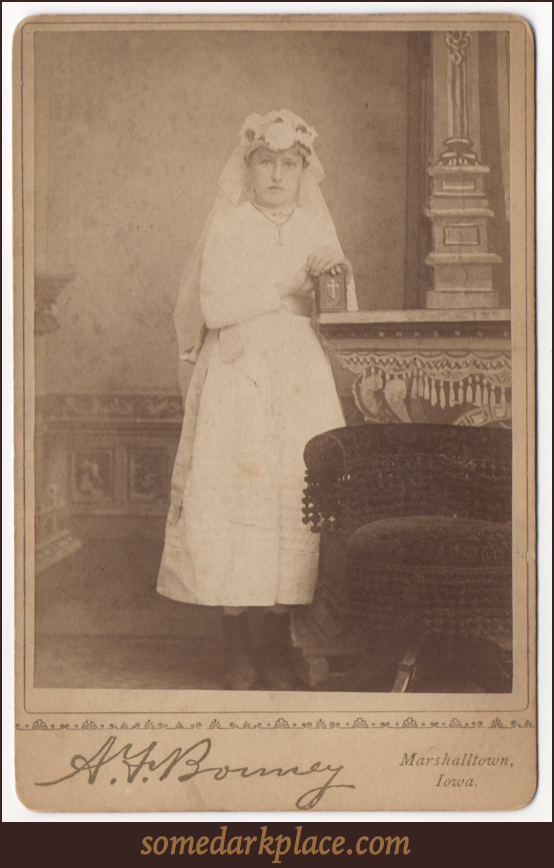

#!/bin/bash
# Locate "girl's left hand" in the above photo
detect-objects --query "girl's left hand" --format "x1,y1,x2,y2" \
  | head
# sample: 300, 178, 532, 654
306, 247, 353, 282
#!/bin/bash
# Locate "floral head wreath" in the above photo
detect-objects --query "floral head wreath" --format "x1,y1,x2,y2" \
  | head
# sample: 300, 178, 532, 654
239, 109, 317, 159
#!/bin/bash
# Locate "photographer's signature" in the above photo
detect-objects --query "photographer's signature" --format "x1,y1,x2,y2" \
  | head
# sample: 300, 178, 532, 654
35, 736, 354, 810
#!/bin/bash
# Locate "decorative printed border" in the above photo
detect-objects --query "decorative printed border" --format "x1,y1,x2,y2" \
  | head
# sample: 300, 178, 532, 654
17, 716, 535, 732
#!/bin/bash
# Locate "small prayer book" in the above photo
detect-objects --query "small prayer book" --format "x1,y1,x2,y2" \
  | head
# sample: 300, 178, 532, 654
317, 270, 347, 311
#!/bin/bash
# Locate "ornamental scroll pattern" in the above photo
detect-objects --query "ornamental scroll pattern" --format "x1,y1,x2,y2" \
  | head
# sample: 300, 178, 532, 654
17, 717, 535, 732
38, 393, 184, 423
336, 350, 512, 421
444, 31, 471, 66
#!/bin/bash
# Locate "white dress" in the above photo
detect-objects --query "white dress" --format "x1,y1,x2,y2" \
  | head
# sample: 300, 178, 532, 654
156, 201, 355, 608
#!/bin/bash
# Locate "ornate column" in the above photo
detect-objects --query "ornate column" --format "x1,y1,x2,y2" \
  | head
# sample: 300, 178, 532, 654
425, 32, 502, 309
35, 275, 82, 573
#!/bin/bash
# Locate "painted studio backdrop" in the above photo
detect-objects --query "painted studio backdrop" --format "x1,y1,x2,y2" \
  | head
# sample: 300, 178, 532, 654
34, 29, 512, 691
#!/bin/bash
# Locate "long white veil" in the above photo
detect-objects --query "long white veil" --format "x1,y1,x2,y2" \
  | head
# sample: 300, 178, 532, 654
172, 110, 350, 364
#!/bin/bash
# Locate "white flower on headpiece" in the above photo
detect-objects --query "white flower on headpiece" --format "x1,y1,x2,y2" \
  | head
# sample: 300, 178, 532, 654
264, 121, 297, 151
239, 109, 317, 154
296, 130, 315, 149
239, 113, 264, 146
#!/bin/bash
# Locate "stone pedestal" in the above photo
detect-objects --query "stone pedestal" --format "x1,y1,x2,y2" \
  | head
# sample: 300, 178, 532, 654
426, 166, 502, 308
425, 31, 502, 309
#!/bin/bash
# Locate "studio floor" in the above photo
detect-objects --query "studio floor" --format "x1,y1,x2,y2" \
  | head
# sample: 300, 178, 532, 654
35, 540, 228, 691
34, 540, 507, 693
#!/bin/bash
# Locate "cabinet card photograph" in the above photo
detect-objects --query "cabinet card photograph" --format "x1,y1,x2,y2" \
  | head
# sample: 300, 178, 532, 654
13, 13, 536, 813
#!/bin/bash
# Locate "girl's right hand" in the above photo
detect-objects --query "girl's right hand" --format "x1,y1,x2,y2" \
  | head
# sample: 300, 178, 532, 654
277, 264, 315, 299
290, 263, 315, 295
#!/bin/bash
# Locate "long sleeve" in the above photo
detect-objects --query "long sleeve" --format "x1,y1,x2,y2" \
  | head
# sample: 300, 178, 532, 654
200, 209, 282, 329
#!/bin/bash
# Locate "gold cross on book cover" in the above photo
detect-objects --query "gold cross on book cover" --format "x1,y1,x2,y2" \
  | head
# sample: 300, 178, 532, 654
317, 270, 347, 311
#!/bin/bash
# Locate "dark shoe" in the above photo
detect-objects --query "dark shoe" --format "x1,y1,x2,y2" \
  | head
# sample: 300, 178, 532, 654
255, 612, 298, 690
224, 658, 258, 690
257, 657, 297, 691
223, 613, 258, 690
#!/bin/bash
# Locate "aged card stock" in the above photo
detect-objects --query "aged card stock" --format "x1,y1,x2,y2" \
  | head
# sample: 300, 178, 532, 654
13, 13, 536, 813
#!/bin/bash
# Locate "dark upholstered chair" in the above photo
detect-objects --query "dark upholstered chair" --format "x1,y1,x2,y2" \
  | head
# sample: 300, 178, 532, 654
293, 424, 512, 692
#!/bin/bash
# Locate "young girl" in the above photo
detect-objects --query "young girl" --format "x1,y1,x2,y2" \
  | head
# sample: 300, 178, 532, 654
157, 110, 357, 689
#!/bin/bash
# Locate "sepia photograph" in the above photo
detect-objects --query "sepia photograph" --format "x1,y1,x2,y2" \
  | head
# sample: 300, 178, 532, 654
31, 24, 513, 694
13, 12, 537, 813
